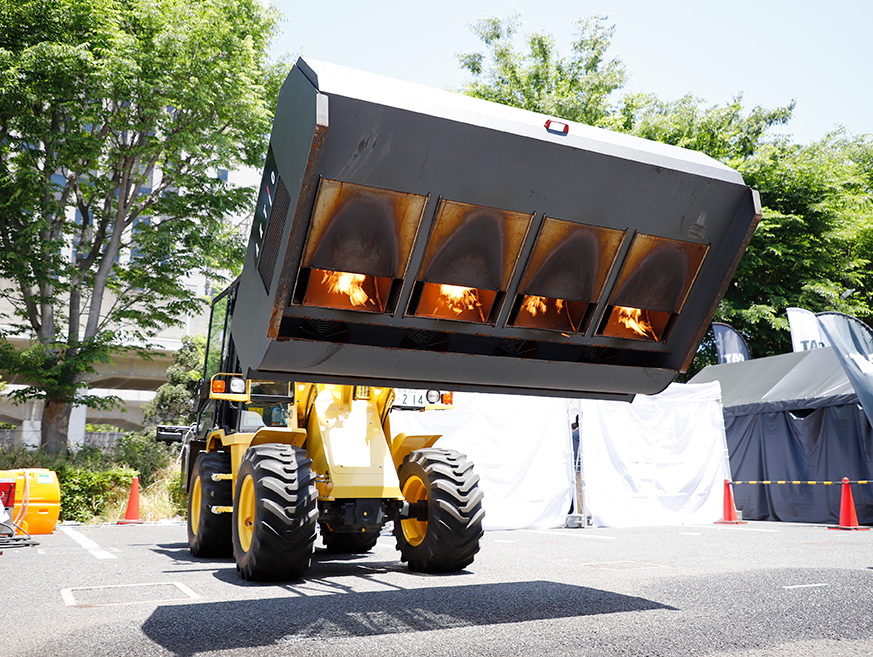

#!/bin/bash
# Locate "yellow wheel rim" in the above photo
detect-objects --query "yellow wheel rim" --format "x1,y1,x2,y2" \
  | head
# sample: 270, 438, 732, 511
237, 474, 255, 552
400, 475, 428, 547
190, 474, 202, 535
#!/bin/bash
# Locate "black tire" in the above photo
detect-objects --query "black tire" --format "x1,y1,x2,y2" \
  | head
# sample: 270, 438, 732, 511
320, 524, 380, 553
188, 452, 233, 558
394, 448, 485, 573
232, 444, 318, 581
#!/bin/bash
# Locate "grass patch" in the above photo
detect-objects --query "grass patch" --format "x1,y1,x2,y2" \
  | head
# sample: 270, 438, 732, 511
102, 462, 187, 523
0, 436, 187, 524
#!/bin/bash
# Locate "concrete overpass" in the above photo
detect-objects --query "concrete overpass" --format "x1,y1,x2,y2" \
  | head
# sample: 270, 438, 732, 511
0, 309, 210, 447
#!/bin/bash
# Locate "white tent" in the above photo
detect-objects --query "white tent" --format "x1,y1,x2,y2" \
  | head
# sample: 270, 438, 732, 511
391, 381, 730, 530
390, 393, 574, 530
578, 381, 730, 527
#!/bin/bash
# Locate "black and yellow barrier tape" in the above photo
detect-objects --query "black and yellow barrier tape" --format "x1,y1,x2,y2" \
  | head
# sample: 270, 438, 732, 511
732, 480, 869, 485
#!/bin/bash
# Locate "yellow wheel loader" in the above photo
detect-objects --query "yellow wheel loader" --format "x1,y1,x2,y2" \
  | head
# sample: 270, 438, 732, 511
161, 55, 761, 580
160, 281, 481, 580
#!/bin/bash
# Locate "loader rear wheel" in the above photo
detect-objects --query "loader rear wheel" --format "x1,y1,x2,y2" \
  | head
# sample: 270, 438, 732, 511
188, 452, 233, 558
320, 525, 380, 553
394, 448, 485, 573
232, 444, 318, 581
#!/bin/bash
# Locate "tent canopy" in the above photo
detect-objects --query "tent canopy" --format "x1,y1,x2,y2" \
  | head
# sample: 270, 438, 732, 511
691, 347, 873, 524
690, 347, 856, 416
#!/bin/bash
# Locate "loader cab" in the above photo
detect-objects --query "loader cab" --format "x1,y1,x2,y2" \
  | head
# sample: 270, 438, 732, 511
198, 281, 296, 438
179, 283, 240, 490
197, 281, 240, 440
222, 378, 296, 433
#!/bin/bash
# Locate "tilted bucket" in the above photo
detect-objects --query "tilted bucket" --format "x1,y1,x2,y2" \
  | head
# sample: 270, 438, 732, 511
230, 57, 760, 400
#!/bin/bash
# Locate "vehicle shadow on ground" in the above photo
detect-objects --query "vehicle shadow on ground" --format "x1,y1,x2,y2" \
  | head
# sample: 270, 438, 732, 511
150, 542, 232, 569
141, 576, 674, 655
150, 541, 411, 574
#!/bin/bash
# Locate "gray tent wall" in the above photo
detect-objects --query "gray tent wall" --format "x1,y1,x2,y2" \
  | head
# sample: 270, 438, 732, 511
690, 348, 873, 523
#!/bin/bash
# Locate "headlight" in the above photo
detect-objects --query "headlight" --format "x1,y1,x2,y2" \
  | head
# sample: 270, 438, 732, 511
229, 377, 247, 394
426, 389, 441, 404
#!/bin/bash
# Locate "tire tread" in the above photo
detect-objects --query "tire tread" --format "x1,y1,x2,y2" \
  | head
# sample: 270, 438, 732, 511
394, 448, 484, 573
232, 444, 318, 581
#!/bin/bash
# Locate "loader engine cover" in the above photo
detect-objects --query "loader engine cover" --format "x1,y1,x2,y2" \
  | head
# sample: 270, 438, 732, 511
232, 57, 761, 401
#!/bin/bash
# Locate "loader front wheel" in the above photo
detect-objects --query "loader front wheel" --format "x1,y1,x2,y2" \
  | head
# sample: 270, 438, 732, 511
395, 448, 485, 573
188, 452, 233, 557
232, 444, 318, 581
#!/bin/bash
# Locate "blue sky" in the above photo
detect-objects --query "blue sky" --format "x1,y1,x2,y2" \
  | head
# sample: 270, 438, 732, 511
271, 0, 871, 144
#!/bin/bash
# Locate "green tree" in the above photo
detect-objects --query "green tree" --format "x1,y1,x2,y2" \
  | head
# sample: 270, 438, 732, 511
458, 14, 627, 126
142, 334, 205, 426
607, 92, 794, 167
458, 14, 873, 366
718, 134, 873, 356
0, 0, 282, 452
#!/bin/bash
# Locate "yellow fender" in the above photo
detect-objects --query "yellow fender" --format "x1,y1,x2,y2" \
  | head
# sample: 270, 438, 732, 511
389, 433, 441, 471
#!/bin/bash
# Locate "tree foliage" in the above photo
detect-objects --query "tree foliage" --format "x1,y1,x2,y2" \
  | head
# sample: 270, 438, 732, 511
607, 93, 794, 167
0, 0, 282, 451
458, 14, 873, 366
458, 15, 627, 126
721, 134, 873, 356
142, 334, 205, 426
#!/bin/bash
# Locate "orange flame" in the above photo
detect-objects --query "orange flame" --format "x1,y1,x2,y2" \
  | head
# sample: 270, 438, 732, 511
322, 270, 371, 307
437, 284, 487, 322
439, 284, 481, 316
616, 306, 656, 339
521, 295, 548, 316
515, 295, 579, 332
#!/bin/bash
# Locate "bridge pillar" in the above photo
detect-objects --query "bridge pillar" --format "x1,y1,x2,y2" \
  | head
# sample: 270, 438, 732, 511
69, 402, 87, 451
20, 399, 42, 448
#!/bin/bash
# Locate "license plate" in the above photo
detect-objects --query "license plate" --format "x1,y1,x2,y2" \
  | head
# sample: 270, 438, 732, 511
394, 389, 426, 409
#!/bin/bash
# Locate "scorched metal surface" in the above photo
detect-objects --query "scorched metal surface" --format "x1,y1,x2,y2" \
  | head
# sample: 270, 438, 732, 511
232, 57, 761, 400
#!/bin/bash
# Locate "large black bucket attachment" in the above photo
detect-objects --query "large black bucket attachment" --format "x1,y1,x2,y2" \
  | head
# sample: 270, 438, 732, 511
231, 57, 760, 400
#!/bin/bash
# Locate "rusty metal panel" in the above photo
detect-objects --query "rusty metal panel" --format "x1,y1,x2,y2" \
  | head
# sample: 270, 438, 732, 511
301, 178, 428, 278
597, 234, 709, 343
293, 178, 428, 315
608, 234, 709, 313
510, 219, 625, 333
417, 199, 533, 290
407, 199, 533, 325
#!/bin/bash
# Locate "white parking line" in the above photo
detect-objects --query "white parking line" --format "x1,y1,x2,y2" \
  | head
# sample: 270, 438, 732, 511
58, 526, 117, 560
783, 582, 829, 589
523, 530, 617, 540
61, 581, 200, 607
688, 524, 779, 533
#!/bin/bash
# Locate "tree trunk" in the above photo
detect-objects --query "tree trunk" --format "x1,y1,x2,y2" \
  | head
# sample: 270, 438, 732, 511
41, 399, 71, 454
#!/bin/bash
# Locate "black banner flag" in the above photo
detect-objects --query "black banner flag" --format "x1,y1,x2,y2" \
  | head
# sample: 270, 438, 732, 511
712, 322, 750, 364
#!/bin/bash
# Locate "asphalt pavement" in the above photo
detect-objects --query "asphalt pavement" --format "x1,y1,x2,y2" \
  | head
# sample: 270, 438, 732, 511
3, 520, 873, 656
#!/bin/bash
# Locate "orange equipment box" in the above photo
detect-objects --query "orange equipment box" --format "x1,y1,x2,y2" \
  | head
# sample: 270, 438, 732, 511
0, 469, 61, 535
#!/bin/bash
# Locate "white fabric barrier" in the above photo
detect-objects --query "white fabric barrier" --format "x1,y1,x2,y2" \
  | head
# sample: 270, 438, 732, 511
579, 381, 730, 528
390, 392, 574, 530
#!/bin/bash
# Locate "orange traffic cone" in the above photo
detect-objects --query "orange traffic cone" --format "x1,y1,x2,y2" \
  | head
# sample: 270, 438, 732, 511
117, 475, 143, 525
829, 477, 870, 531
715, 479, 747, 524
